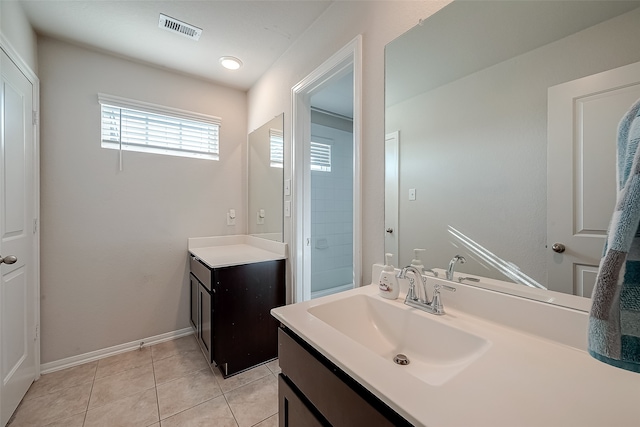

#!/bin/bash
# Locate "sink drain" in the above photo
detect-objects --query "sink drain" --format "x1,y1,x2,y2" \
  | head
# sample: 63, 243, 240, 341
393, 353, 410, 365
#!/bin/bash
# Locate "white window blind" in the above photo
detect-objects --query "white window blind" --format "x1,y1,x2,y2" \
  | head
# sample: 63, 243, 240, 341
310, 141, 331, 172
98, 93, 221, 161
270, 128, 284, 168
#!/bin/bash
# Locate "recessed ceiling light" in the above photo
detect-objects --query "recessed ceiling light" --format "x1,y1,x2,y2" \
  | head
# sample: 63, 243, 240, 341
219, 56, 243, 70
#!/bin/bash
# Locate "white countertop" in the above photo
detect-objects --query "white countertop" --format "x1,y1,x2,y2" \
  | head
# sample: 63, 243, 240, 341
188, 235, 286, 268
272, 283, 640, 427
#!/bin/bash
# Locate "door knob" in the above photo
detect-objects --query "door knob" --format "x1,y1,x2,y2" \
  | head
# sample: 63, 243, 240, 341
0, 255, 17, 264
386, 228, 393, 234
551, 243, 566, 253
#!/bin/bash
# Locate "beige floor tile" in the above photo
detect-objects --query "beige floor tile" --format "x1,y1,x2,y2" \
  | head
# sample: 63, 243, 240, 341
89, 363, 156, 409
225, 374, 278, 427
153, 348, 209, 385
9, 381, 91, 426
84, 388, 159, 427
253, 413, 278, 427
265, 359, 281, 375
7, 336, 279, 427
213, 364, 271, 393
160, 395, 238, 427
24, 361, 97, 400
96, 347, 152, 379
157, 368, 222, 420
151, 335, 199, 362
43, 412, 86, 427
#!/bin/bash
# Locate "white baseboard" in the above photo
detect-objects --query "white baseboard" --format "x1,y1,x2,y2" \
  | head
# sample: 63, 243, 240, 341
40, 327, 194, 375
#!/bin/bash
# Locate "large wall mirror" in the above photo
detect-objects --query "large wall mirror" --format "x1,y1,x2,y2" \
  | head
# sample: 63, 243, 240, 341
385, 1, 640, 305
248, 114, 284, 242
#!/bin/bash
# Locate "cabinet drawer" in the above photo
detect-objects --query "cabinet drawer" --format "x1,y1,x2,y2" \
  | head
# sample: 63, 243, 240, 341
189, 255, 211, 291
279, 328, 406, 427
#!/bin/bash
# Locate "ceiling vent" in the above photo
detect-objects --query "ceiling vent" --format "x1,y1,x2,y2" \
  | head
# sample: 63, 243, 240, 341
158, 14, 202, 41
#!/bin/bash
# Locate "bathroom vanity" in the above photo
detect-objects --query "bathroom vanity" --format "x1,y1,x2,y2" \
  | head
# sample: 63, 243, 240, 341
189, 235, 286, 377
272, 266, 640, 427
278, 326, 411, 426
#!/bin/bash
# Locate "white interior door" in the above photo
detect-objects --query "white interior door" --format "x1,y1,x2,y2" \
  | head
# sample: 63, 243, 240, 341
1, 49, 37, 425
548, 61, 640, 297
385, 131, 399, 259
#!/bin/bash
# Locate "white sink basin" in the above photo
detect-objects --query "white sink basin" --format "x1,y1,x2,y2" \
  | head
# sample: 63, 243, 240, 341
307, 293, 490, 386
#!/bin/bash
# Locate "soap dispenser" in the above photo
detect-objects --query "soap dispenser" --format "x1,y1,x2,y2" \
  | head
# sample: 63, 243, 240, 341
410, 248, 427, 274
378, 253, 399, 299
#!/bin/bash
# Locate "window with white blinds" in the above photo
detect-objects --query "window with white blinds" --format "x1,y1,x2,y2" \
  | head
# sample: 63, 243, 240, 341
269, 128, 283, 168
310, 141, 331, 172
98, 93, 221, 161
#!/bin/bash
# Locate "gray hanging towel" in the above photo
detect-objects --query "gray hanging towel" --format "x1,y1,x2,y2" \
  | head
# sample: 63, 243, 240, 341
588, 97, 640, 373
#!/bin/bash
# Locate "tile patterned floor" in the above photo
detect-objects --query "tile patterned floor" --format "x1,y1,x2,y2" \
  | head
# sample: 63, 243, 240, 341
8, 335, 280, 427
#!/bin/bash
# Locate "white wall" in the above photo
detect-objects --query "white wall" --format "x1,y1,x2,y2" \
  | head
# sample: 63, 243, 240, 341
386, 7, 640, 286
247, 1, 451, 288
38, 37, 247, 363
0, 0, 38, 72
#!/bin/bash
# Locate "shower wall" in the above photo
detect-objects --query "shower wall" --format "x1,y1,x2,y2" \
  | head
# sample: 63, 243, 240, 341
310, 118, 353, 295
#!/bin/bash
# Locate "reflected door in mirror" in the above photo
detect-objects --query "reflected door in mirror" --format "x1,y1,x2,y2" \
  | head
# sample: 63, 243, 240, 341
548, 61, 640, 296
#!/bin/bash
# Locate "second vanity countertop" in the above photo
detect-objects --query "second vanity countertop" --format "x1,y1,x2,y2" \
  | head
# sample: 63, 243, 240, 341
271, 283, 640, 427
188, 235, 287, 268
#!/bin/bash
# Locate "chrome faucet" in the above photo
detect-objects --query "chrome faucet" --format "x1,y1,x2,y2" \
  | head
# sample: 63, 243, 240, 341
397, 266, 456, 315
396, 266, 428, 303
446, 255, 466, 281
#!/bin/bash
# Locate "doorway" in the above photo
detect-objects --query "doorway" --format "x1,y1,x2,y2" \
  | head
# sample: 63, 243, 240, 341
291, 36, 362, 302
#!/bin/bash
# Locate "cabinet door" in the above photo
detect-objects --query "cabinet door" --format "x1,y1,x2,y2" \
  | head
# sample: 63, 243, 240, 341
190, 274, 198, 330
199, 284, 212, 363
279, 375, 324, 427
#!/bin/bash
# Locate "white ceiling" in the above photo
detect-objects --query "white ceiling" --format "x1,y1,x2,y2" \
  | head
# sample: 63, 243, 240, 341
19, 0, 333, 91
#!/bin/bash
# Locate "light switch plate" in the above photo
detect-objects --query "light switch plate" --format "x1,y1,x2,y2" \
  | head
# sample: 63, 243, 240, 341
227, 210, 236, 225
284, 179, 291, 196
409, 188, 416, 201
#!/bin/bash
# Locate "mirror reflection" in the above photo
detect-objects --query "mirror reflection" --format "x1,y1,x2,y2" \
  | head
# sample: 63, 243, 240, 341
385, 1, 640, 299
248, 114, 284, 242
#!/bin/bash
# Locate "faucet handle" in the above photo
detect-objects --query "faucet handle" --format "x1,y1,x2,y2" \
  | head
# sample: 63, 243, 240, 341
434, 283, 456, 293
405, 277, 419, 301
431, 283, 456, 315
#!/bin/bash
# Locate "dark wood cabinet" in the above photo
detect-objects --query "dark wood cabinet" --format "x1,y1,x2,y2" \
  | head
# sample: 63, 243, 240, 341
190, 274, 198, 329
189, 255, 285, 377
199, 282, 212, 360
278, 327, 412, 427
190, 270, 213, 364
279, 375, 325, 427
